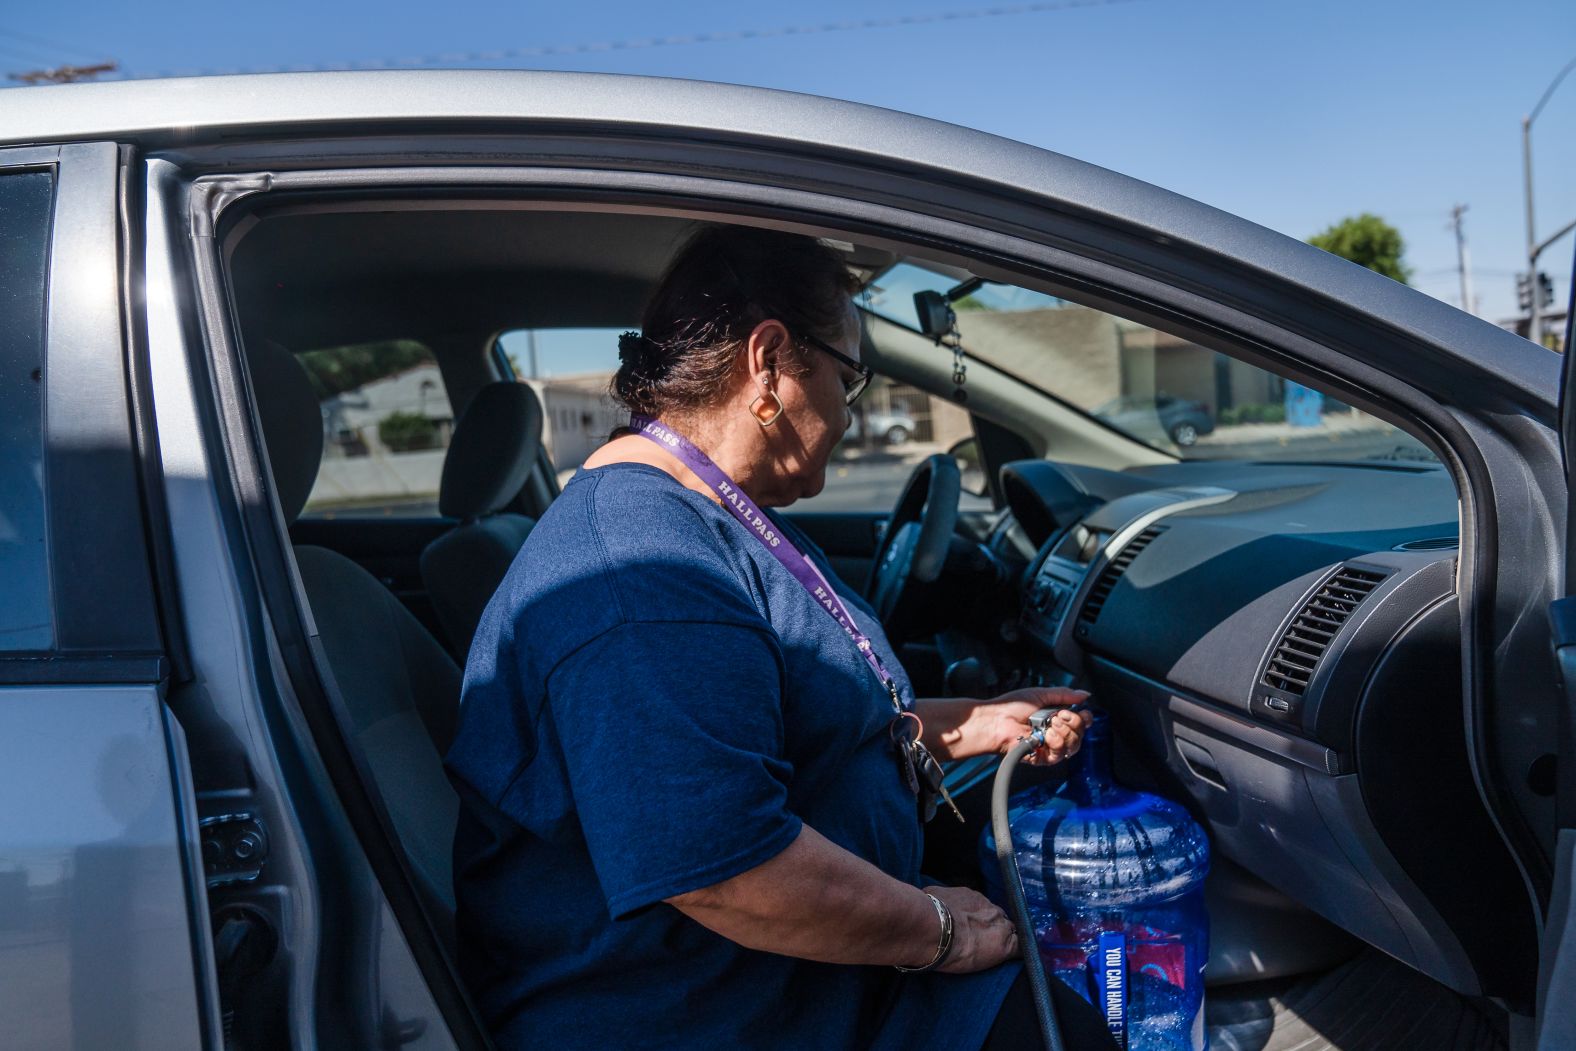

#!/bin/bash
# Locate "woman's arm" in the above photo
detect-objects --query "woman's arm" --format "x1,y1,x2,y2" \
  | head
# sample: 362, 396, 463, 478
665, 824, 1016, 974
914, 687, 1092, 763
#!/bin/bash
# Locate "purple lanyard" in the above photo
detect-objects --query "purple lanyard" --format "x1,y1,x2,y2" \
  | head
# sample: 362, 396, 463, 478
630, 415, 906, 714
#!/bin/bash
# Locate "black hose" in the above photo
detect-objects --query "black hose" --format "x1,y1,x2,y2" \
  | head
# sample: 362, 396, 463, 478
993, 737, 1065, 1051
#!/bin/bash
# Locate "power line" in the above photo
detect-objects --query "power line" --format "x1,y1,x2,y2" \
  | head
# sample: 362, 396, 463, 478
121, 0, 1155, 80
0, 40, 60, 66
0, 26, 105, 63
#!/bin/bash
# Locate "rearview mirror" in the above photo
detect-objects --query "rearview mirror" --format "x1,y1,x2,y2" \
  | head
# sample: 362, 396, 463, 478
913, 277, 987, 340
949, 437, 987, 499
913, 290, 954, 340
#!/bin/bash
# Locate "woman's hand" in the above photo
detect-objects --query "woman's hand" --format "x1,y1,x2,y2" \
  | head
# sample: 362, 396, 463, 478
925, 884, 1020, 973
977, 687, 1093, 766
668, 826, 1023, 972
917, 687, 1092, 764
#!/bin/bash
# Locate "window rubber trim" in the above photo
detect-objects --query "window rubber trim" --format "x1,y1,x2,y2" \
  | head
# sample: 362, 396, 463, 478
120, 143, 193, 685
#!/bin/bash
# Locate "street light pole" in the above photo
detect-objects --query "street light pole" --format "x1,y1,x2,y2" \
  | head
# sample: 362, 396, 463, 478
1523, 54, 1576, 349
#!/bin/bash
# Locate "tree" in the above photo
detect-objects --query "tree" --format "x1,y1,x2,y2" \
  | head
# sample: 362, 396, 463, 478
298, 340, 432, 398
1308, 214, 1411, 285
378, 411, 440, 452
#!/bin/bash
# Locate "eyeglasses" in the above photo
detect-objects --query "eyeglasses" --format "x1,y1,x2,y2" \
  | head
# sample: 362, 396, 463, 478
797, 332, 873, 406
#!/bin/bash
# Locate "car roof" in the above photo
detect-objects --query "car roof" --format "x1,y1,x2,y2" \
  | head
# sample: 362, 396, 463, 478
3, 69, 1555, 403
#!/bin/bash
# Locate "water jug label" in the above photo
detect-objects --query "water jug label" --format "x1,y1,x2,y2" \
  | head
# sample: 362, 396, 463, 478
1094, 930, 1127, 1046
1128, 928, 1187, 988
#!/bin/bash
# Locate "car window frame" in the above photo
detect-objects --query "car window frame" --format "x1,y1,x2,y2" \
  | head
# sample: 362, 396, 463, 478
185, 150, 1540, 1022
0, 142, 171, 684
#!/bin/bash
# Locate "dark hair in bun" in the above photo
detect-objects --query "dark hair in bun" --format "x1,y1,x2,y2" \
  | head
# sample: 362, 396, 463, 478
611, 226, 857, 418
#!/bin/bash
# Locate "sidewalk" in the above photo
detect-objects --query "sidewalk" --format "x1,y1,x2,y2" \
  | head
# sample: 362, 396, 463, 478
1195, 412, 1393, 448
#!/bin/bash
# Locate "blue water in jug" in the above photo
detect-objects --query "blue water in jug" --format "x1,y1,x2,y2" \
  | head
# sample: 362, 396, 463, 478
980, 712, 1210, 1050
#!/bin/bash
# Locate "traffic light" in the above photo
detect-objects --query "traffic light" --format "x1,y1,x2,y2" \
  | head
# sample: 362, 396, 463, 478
1517, 272, 1533, 311
1538, 272, 1555, 310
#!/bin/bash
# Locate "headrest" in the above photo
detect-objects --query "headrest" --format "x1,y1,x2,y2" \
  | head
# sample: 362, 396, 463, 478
439, 382, 545, 521
250, 339, 324, 525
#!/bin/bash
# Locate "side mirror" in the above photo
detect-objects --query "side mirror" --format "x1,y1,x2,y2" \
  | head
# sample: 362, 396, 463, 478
948, 437, 988, 499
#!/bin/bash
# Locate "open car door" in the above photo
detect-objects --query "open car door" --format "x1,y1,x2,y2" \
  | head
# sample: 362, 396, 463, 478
1540, 247, 1576, 1049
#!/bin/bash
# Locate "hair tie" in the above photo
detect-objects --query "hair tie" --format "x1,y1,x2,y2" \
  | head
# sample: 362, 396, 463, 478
617, 330, 659, 365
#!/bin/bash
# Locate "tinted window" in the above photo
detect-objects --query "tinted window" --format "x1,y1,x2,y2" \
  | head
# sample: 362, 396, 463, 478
0, 171, 54, 650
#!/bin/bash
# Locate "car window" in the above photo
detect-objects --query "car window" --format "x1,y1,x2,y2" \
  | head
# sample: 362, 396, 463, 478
0, 170, 55, 650
296, 340, 455, 517
496, 327, 626, 486
496, 327, 989, 512
799, 375, 989, 513
864, 263, 1437, 464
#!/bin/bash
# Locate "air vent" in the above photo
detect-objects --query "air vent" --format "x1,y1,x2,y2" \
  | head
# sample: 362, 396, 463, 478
1393, 536, 1458, 552
1079, 526, 1166, 626
1261, 566, 1388, 696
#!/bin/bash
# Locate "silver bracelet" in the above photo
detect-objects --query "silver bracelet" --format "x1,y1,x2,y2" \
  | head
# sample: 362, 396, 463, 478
894, 892, 955, 973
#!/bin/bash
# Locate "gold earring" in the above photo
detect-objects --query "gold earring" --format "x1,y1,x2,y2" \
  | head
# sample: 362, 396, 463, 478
750, 386, 784, 427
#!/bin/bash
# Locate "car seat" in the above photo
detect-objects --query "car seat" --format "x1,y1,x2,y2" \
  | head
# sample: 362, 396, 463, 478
250, 339, 461, 942
420, 381, 544, 659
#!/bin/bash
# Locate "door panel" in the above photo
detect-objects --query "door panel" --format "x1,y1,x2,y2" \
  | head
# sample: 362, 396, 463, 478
0, 686, 209, 1051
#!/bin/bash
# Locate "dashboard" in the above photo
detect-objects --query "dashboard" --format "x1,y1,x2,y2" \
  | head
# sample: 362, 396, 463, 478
992, 457, 1532, 1000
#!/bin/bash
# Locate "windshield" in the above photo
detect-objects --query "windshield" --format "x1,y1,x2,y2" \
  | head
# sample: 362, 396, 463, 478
861, 263, 1436, 465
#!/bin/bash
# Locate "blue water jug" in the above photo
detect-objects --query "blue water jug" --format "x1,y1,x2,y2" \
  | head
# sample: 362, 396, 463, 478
980, 712, 1210, 1050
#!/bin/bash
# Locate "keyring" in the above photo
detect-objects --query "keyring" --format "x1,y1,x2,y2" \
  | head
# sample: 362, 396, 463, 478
889, 710, 924, 744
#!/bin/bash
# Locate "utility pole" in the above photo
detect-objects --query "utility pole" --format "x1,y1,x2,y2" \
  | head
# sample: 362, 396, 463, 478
1523, 54, 1576, 349
7, 62, 117, 86
1449, 204, 1476, 316
525, 329, 540, 380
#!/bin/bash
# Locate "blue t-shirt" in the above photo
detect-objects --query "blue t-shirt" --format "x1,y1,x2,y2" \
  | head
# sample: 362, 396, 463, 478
445, 462, 1016, 1051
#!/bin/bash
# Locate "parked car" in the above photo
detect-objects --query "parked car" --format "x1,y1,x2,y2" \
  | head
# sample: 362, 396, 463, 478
1, 70, 1571, 1050
1093, 393, 1216, 447
846, 409, 921, 445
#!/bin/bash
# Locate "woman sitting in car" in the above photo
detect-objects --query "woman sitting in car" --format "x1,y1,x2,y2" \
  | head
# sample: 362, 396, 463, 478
445, 225, 1101, 1050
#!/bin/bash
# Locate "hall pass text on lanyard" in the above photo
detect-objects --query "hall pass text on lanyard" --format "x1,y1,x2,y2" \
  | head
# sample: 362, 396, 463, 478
630, 415, 904, 712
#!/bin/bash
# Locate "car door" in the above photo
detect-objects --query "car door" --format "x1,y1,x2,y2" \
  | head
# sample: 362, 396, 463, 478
0, 143, 218, 1050
1538, 258, 1576, 1050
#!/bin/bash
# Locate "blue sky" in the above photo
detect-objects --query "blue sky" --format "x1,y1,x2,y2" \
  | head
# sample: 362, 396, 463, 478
7, 0, 1574, 344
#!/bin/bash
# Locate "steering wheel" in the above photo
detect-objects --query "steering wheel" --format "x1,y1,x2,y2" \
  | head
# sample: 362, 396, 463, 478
866, 453, 961, 635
